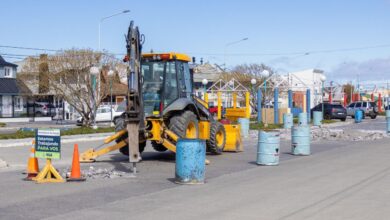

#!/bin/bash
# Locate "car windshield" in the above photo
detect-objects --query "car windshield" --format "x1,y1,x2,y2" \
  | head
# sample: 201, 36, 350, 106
370, 102, 376, 107
363, 102, 367, 107
348, 103, 355, 107
333, 104, 344, 109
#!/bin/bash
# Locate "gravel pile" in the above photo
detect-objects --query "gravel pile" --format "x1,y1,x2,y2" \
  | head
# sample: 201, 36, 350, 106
62, 166, 136, 179
249, 128, 389, 142
0, 158, 8, 168
311, 128, 388, 141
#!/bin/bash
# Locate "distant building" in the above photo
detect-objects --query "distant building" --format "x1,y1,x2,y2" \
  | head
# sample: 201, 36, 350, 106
288, 69, 326, 109
0, 55, 31, 118
192, 62, 223, 90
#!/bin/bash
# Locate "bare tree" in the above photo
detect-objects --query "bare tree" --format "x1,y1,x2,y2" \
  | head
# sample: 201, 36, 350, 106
221, 63, 275, 112
19, 49, 120, 126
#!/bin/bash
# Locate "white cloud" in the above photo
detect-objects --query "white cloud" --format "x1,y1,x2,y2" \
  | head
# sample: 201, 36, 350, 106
330, 57, 390, 82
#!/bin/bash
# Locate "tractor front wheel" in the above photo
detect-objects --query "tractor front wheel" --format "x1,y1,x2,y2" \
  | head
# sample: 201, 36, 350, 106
207, 122, 226, 155
169, 111, 199, 140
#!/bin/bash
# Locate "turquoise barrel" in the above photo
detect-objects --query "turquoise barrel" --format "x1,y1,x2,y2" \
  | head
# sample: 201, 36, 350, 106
257, 131, 280, 165
386, 110, 390, 133
238, 118, 250, 138
298, 112, 308, 126
355, 110, 363, 123
283, 113, 293, 129
175, 139, 206, 184
291, 126, 311, 155
313, 111, 323, 126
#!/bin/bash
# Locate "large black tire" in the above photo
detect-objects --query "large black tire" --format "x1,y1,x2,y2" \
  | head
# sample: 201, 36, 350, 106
169, 111, 199, 140
151, 141, 167, 152
340, 117, 346, 122
114, 116, 146, 156
206, 122, 226, 155
370, 114, 377, 119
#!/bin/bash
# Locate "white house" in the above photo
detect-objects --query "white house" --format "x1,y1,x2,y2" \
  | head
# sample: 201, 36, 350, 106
0, 55, 30, 118
288, 69, 326, 108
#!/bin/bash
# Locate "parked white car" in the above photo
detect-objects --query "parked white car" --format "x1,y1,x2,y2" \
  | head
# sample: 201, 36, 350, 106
76, 106, 123, 125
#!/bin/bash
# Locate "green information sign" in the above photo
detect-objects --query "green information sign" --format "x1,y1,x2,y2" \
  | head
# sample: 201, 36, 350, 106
35, 129, 61, 159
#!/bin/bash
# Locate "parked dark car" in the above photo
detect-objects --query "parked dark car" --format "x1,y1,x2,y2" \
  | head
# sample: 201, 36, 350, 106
311, 103, 347, 121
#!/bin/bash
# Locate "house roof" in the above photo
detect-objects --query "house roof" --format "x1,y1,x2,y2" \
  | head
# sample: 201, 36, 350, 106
0, 78, 20, 95
0, 55, 18, 68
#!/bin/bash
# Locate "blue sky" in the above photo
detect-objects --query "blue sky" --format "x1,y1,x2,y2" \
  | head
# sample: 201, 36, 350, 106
1, 0, 390, 83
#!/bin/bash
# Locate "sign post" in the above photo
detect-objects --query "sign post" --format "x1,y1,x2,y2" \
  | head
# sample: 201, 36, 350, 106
33, 129, 64, 183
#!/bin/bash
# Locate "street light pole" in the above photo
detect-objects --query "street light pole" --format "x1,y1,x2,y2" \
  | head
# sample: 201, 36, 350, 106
320, 75, 326, 120
99, 10, 130, 50
261, 70, 270, 127
223, 37, 248, 71
108, 70, 114, 127
90, 66, 100, 129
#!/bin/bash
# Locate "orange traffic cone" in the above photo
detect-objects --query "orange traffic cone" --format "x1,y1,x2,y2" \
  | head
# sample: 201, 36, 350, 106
67, 144, 86, 182
24, 141, 39, 181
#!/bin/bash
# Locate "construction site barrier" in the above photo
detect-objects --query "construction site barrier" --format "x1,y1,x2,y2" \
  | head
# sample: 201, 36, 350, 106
175, 139, 205, 185
257, 131, 280, 166
291, 125, 311, 156
313, 111, 322, 126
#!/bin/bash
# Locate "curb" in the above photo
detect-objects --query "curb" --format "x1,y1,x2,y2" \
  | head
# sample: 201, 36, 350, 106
0, 132, 114, 148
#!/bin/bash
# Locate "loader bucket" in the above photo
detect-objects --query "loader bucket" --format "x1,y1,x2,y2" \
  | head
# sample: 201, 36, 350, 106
223, 124, 243, 152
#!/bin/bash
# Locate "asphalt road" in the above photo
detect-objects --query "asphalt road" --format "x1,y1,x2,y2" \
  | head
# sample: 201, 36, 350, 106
0, 119, 389, 220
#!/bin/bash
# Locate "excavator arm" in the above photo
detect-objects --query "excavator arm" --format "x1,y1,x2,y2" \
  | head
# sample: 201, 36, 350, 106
124, 21, 143, 172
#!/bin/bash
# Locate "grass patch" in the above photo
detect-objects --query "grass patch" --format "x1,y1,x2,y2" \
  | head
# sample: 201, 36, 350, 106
0, 126, 115, 140
250, 122, 283, 131
321, 119, 337, 124
0, 122, 6, 127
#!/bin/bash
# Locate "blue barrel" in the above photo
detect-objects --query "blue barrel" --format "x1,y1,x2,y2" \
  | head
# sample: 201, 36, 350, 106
175, 139, 206, 184
257, 131, 280, 165
238, 118, 249, 138
313, 111, 323, 126
298, 112, 308, 126
386, 110, 390, 133
387, 117, 390, 133
283, 113, 293, 129
291, 126, 311, 155
355, 110, 363, 123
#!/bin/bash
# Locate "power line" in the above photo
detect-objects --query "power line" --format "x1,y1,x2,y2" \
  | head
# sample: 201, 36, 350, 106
0, 45, 60, 52
1, 43, 390, 58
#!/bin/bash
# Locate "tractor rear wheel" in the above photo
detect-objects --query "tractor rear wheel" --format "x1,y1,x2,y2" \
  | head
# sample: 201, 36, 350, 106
151, 141, 167, 152
169, 111, 199, 140
207, 122, 226, 155
114, 116, 146, 156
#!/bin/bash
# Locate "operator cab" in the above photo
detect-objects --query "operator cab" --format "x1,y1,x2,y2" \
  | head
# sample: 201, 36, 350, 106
141, 53, 192, 117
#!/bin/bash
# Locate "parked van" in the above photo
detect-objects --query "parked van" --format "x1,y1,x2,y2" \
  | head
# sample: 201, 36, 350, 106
346, 101, 378, 119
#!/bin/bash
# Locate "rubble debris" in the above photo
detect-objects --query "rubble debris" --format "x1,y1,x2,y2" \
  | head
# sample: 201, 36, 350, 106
249, 128, 389, 142
0, 158, 8, 168
62, 166, 136, 179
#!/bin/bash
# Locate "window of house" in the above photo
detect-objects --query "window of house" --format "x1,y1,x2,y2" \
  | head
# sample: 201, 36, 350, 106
14, 96, 23, 111
4, 67, 12, 78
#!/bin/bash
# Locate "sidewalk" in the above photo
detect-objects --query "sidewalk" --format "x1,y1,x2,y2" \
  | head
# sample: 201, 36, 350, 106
0, 132, 114, 148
